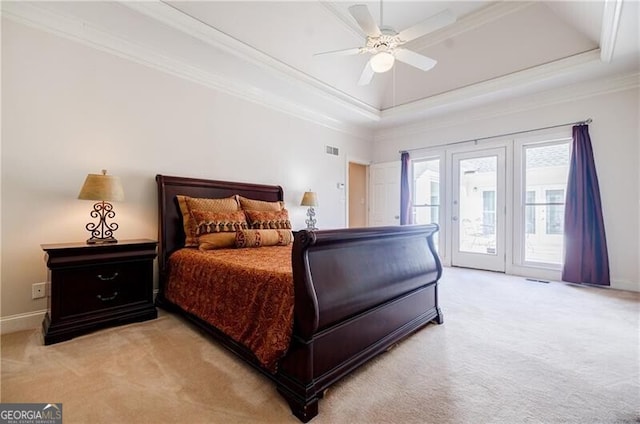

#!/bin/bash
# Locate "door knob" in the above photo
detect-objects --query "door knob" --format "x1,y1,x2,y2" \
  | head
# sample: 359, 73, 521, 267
452, 216, 458, 221
394, 215, 400, 220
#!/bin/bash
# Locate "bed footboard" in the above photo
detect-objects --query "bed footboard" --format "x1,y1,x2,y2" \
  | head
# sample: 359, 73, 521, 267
277, 224, 442, 422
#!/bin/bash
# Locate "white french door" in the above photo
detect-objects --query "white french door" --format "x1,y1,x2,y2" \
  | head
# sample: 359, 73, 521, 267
451, 148, 506, 272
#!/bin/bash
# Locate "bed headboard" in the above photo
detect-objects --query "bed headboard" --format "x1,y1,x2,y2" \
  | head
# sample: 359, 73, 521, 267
155, 174, 284, 290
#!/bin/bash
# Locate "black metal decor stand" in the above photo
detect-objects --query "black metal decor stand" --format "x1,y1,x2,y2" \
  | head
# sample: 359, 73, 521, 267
85, 201, 119, 244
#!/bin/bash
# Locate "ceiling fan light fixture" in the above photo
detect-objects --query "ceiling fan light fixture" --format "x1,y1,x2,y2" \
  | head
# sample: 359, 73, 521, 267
317, 5, 455, 85
370, 52, 395, 73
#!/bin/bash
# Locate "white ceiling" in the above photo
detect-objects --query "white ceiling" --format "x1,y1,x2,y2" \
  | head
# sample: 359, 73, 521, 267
3, 1, 639, 135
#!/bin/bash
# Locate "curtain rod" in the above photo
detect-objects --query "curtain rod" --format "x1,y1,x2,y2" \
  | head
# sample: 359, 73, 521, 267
399, 118, 592, 154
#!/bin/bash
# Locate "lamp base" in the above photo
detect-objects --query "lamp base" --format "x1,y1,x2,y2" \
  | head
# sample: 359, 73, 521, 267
84, 201, 120, 245
86, 237, 118, 245
305, 207, 317, 231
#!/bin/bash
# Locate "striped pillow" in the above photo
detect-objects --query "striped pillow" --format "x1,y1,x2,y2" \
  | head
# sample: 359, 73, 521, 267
244, 209, 292, 230
235, 229, 293, 248
191, 210, 248, 236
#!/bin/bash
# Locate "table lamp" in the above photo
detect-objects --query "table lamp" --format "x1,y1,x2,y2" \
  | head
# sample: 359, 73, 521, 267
78, 169, 124, 244
300, 191, 318, 230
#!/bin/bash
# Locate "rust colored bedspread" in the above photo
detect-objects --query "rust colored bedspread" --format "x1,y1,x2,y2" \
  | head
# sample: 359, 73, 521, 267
165, 246, 294, 372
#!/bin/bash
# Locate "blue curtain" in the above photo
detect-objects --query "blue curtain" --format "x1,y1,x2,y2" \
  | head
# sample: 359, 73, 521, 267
400, 151, 413, 225
562, 124, 610, 285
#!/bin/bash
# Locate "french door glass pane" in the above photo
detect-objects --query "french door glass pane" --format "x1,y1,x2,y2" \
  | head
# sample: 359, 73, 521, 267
545, 189, 565, 235
524, 143, 570, 264
482, 191, 496, 235
525, 191, 536, 234
459, 156, 497, 254
413, 159, 440, 249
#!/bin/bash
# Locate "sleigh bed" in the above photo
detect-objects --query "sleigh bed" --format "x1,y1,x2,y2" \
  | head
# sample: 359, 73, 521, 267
155, 174, 443, 422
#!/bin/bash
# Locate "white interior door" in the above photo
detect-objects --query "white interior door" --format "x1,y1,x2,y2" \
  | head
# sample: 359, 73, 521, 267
369, 161, 400, 226
451, 148, 506, 272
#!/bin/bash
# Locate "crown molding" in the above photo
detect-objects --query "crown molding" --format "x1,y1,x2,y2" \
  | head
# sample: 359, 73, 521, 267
1, 1, 376, 139
3, 0, 631, 142
375, 70, 639, 142
121, 1, 379, 122
600, 0, 623, 63
380, 49, 602, 122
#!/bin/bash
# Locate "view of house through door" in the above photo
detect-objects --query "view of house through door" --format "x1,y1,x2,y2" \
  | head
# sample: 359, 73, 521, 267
409, 135, 571, 277
516, 140, 571, 267
412, 158, 441, 251
348, 162, 367, 228
451, 148, 506, 272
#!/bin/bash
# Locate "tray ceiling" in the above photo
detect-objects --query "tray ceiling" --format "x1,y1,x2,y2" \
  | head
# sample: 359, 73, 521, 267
3, 1, 638, 134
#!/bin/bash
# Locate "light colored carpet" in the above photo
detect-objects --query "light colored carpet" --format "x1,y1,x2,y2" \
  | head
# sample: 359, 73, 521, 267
2, 267, 639, 423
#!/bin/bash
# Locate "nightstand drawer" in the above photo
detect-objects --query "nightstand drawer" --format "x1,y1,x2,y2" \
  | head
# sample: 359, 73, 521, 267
42, 239, 157, 345
53, 261, 149, 318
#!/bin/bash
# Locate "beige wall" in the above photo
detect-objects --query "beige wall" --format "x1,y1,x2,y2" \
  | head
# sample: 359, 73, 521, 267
1, 19, 372, 320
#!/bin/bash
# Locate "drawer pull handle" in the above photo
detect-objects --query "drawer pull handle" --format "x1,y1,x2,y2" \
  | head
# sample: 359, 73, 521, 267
97, 272, 119, 281
96, 291, 118, 302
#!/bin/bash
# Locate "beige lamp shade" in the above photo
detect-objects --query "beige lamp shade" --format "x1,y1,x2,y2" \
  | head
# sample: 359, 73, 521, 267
300, 191, 318, 207
78, 170, 125, 202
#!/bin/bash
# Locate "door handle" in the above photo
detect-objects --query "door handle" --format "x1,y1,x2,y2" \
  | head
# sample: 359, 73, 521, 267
394, 215, 400, 220
452, 216, 458, 221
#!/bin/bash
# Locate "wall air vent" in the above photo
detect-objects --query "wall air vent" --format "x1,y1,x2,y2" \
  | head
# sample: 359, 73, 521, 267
325, 145, 339, 156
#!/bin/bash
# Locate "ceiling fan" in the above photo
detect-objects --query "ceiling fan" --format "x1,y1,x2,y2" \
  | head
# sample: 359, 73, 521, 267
316, 4, 456, 85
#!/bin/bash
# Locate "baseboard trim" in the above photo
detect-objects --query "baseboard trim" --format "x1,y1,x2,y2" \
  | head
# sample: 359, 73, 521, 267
610, 280, 640, 293
1, 310, 46, 335
2, 290, 160, 336
0, 280, 635, 336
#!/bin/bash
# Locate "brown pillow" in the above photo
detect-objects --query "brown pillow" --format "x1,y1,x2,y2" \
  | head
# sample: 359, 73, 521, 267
192, 210, 248, 235
244, 209, 292, 230
177, 195, 240, 246
199, 233, 238, 250
238, 196, 284, 211
235, 229, 293, 248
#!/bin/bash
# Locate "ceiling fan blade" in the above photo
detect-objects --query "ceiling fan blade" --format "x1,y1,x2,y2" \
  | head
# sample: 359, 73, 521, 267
314, 47, 363, 57
395, 49, 437, 71
348, 4, 382, 38
357, 60, 375, 86
397, 9, 456, 42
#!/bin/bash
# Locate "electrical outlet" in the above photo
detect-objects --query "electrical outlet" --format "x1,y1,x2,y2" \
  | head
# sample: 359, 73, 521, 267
32, 282, 47, 299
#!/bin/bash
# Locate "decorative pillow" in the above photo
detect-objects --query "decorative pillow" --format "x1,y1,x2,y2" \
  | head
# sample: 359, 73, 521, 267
177, 195, 240, 246
238, 196, 284, 211
244, 209, 292, 230
199, 233, 238, 250
235, 229, 293, 248
191, 210, 248, 236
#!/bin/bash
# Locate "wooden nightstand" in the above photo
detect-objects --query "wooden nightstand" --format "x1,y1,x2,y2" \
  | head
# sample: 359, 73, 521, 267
41, 239, 158, 345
